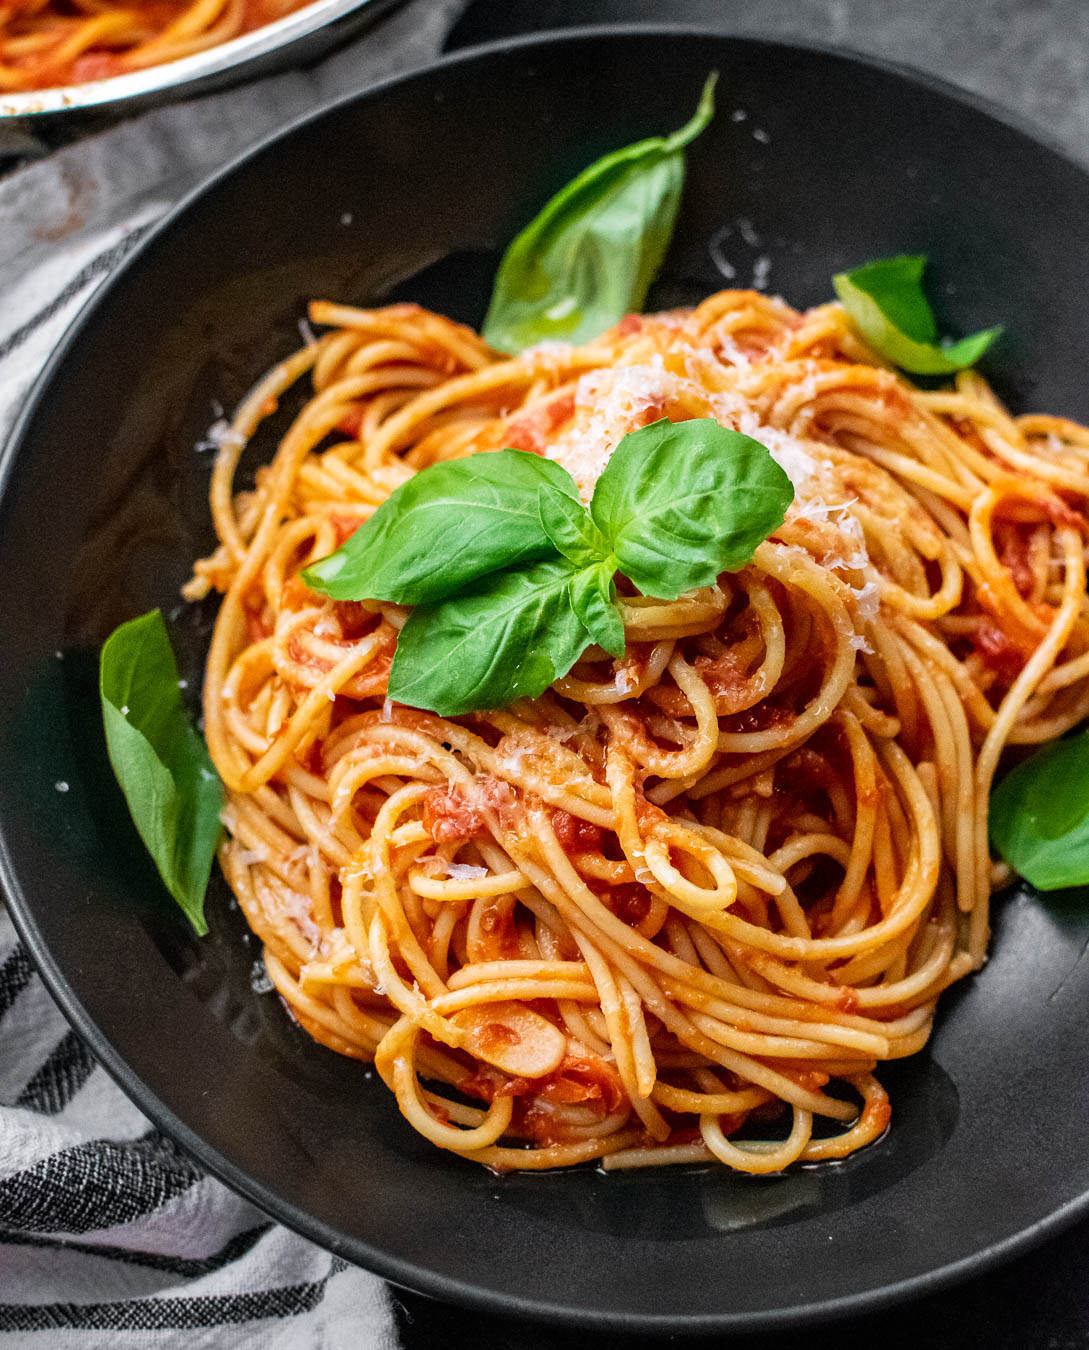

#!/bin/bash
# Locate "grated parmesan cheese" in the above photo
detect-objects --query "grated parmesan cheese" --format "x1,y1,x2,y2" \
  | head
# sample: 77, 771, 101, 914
196, 418, 244, 455
272, 888, 322, 949
614, 667, 635, 695
545, 723, 579, 742
735, 413, 822, 491
546, 713, 600, 742
316, 926, 358, 966
497, 741, 532, 775
709, 337, 750, 370
546, 358, 675, 496
444, 862, 488, 880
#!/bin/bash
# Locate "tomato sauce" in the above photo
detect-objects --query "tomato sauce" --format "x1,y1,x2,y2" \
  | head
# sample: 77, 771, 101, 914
551, 809, 603, 854
502, 393, 576, 457
971, 620, 1025, 683
603, 882, 652, 926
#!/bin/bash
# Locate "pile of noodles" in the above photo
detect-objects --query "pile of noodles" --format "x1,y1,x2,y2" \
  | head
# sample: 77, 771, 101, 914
184, 289, 1089, 1172
0, 0, 310, 92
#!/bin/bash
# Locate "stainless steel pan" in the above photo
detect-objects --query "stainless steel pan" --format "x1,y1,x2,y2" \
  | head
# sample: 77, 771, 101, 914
0, 0, 398, 120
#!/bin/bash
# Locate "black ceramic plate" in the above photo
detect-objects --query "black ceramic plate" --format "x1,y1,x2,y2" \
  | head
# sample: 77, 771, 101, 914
3, 28, 1089, 1335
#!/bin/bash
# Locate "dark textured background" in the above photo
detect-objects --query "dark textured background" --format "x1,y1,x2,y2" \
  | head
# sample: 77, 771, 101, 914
447, 0, 1089, 164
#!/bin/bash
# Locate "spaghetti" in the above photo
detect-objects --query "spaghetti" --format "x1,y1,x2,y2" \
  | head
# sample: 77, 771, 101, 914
186, 289, 1089, 1172
0, 0, 311, 92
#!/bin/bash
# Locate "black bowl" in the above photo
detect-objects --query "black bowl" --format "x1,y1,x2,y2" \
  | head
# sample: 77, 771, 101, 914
3, 28, 1089, 1334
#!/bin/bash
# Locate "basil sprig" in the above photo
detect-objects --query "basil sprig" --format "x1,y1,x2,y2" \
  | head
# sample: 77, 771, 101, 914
990, 730, 1089, 891
589, 417, 789, 600
833, 255, 1001, 375
305, 449, 578, 602
100, 610, 223, 935
389, 558, 616, 716
482, 72, 718, 354
304, 417, 793, 716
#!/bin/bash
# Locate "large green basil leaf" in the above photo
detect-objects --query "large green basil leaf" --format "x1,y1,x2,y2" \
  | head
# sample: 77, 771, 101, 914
589, 417, 793, 600
482, 73, 717, 354
990, 729, 1089, 890
388, 558, 597, 715
304, 449, 579, 604
99, 610, 223, 935
834, 255, 1001, 375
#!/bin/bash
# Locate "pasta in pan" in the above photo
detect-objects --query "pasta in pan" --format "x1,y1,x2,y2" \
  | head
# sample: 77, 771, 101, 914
0, 0, 311, 93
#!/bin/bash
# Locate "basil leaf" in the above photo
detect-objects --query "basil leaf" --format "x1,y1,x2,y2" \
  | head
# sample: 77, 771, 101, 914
570, 560, 626, 659
482, 72, 717, 354
833, 255, 1001, 375
388, 558, 596, 716
589, 418, 793, 600
538, 482, 612, 568
304, 450, 580, 604
309, 413, 789, 714
99, 610, 223, 935
990, 730, 1089, 890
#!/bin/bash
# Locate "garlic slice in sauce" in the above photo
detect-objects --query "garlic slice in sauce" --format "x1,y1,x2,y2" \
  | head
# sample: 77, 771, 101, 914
451, 1002, 567, 1078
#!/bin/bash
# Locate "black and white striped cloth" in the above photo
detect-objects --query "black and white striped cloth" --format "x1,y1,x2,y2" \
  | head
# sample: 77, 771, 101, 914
0, 2, 458, 1341
0, 911, 400, 1345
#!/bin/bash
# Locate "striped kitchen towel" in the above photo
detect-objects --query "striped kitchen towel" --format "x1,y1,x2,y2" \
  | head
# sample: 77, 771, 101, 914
0, 910, 398, 1346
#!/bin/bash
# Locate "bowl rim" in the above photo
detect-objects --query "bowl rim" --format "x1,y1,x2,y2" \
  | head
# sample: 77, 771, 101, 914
0, 0, 384, 119
4, 23, 1089, 1333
